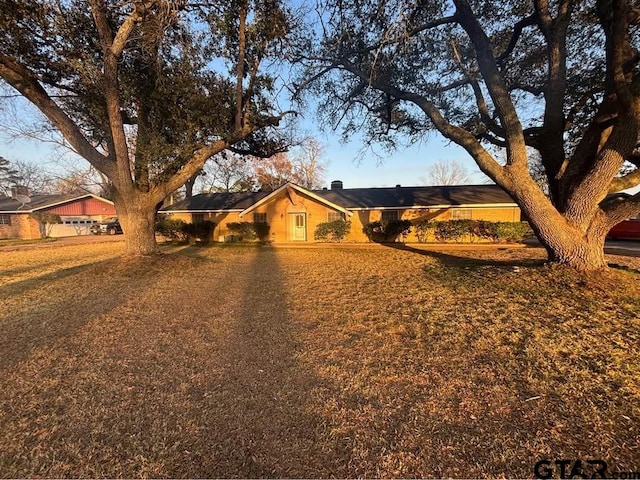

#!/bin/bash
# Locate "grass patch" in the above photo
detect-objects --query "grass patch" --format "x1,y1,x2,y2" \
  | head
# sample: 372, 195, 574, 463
0, 237, 58, 247
0, 243, 638, 477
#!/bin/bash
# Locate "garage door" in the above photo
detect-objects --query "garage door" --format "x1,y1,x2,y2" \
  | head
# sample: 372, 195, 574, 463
49, 217, 97, 237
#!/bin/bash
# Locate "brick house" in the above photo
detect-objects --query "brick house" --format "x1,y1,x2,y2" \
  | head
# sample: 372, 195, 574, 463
0, 193, 116, 239
161, 182, 521, 243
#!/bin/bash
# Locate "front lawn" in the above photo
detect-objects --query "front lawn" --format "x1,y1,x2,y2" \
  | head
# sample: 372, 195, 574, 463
0, 243, 638, 477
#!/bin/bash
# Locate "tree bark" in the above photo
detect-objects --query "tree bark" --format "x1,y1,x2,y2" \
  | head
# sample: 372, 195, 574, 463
535, 223, 609, 271
507, 176, 611, 271
114, 195, 159, 256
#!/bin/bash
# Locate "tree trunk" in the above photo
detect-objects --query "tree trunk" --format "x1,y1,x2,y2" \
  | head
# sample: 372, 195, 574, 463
523, 202, 610, 271
505, 174, 612, 272
115, 197, 158, 255
539, 232, 608, 271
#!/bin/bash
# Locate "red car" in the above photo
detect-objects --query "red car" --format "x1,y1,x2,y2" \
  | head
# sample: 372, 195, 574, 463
607, 218, 640, 240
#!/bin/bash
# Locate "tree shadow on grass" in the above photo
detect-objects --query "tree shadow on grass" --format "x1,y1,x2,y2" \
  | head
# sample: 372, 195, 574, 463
0, 246, 327, 478
170, 247, 324, 477
0, 260, 110, 300
0, 256, 176, 372
383, 242, 546, 269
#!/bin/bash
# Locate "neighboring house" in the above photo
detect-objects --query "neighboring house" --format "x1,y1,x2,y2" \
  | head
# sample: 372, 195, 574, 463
0, 193, 116, 239
161, 182, 521, 242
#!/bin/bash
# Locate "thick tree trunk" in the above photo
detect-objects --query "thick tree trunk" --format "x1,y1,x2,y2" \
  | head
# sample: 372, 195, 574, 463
504, 172, 611, 272
539, 231, 608, 271
115, 197, 158, 255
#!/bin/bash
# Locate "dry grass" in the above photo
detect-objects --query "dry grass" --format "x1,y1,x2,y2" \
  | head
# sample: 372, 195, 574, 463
0, 242, 638, 478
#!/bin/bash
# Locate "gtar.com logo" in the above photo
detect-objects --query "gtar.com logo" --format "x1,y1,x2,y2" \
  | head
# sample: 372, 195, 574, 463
534, 459, 640, 479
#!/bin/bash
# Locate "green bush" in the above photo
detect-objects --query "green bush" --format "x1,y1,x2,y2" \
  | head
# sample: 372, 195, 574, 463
182, 220, 216, 243
253, 222, 270, 241
155, 216, 188, 241
414, 219, 435, 243
426, 220, 530, 243
314, 220, 351, 242
226, 222, 270, 242
495, 222, 532, 242
227, 222, 257, 240
434, 219, 473, 242
363, 219, 412, 242
470, 220, 499, 242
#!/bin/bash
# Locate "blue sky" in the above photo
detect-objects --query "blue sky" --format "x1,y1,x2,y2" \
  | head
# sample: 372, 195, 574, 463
0, 97, 490, 189
315, 131, 489, 188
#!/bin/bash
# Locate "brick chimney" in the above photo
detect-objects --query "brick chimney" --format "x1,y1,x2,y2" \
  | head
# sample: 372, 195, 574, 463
10, 185, 29, 199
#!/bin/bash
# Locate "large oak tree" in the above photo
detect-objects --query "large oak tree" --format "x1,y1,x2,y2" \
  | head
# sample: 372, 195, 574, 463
301, 0, 640, 271
0, 0, 292, 254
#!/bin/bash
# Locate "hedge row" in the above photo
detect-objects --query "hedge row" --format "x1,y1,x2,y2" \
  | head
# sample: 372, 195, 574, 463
226, 221, 270, 241
362, 220, 412, 242
155, 217, 216, 242
414, 219, 532, 243
314, 220, 352, 242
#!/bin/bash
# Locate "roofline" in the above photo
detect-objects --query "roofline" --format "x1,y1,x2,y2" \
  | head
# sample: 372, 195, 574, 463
0, 193, 114, 214
238, 182, 353, 218
347, 203, 518, 211
160, 209, 244, 214
160, 202, 518, 214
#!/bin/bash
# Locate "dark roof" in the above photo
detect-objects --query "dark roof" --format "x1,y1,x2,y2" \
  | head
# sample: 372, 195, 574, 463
162, 184, 516, 212
0, 193, 94, 213
313, 184, 515, 209
164, 191, 269, 211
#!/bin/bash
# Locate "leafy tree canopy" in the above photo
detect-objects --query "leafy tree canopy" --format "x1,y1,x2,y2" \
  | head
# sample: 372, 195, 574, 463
0, 0, 295, 254
0, 156, 21, 195
298, 0, 640, 270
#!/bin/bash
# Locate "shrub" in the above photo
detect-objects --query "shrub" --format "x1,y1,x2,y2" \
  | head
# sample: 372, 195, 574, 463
155, 216, 188, 241
226, 222, 271, 242
363, 219, 412, 242
428, 220, 531, 243
414, 219, 435, 243
253, 222, 270, 241
314, 220, 351, 242
182, 220, 216, 243
434, 219, 473, 242
470, 220, 499, 242
495, 222, 532, 242
227, 222, 257, 241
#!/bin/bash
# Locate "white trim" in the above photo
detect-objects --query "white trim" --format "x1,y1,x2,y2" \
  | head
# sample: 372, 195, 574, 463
238, 182, 352, 218
0, 194, 114, 214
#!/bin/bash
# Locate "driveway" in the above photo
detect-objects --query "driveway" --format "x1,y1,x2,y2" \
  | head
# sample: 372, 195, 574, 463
605, 240, 640, 257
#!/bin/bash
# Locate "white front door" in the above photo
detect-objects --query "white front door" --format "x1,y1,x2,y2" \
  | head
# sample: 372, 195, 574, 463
290, 213, 306, 241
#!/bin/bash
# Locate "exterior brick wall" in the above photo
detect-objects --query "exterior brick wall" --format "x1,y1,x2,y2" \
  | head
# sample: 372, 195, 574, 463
164, 192, 522, 243
0, 214, 40, 240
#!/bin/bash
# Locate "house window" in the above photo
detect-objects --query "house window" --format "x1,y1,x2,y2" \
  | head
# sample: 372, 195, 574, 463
0, 214, 10, 226
327, 211, 345, 222
381, 210, 400, 222
253, 212, 267, 224
451, 209, 472, 220
192, 213, 205, 224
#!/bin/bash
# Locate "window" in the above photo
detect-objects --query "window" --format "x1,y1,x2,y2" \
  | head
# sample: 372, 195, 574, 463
192, 213, 205, 224
253, 212, 267, 224
327, 211, 345, 222
381, 210, 400, 222
451, 209, 472, 220
0, 214, 10, 226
